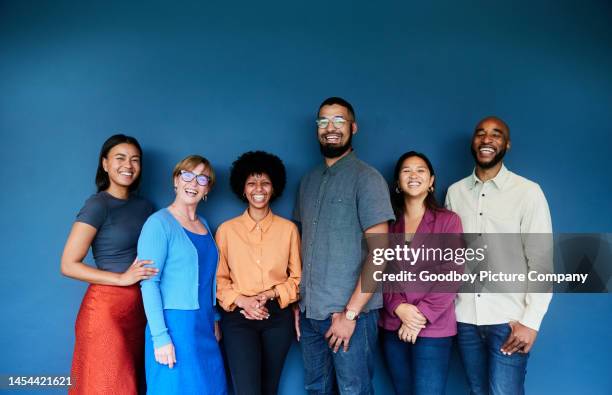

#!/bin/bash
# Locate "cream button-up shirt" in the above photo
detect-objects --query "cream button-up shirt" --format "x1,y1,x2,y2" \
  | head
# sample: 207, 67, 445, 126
445, 164, 553, 330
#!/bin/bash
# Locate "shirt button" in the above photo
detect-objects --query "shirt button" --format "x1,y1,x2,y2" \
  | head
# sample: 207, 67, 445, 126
481, 194, 485, 197
477, 294, 481, 297
479, 212, 483, 216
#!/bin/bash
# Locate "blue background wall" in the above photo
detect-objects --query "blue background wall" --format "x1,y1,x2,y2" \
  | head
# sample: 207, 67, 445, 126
1, 0, 611, 393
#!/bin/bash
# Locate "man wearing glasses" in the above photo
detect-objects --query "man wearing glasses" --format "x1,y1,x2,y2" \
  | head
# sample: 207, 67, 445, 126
293, 97, 394, 394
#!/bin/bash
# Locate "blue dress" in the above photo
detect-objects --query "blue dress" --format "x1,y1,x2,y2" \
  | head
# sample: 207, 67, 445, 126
145, 229, 227, 395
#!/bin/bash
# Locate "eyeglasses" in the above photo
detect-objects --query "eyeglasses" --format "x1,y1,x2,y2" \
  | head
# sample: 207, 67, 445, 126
316, 116, 351, 129
180, 170, 210, 186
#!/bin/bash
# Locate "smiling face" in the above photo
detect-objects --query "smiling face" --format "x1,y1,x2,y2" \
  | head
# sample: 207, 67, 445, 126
244, 173, 273, 211
102, 143, 141, 190
317, 104, 357, 158
471, 117, 511, 169
398, 156, 435, 199
174, 162, 210, 206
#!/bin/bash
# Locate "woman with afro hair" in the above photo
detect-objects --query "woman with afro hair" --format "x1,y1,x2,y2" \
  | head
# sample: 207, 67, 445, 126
215, 151, 301, 395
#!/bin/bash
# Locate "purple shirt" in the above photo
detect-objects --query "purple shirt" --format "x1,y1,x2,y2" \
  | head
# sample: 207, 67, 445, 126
379, 208, 463, 337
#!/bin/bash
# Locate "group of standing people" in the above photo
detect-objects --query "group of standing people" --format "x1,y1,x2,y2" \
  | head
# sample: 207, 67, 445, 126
61, 96, 552, 395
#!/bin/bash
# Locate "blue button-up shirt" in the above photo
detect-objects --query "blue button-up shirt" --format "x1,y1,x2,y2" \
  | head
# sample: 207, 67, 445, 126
294, 152, 394, 320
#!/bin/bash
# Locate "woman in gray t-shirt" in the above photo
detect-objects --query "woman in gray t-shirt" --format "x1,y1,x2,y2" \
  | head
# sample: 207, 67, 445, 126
60, 134, 155, 394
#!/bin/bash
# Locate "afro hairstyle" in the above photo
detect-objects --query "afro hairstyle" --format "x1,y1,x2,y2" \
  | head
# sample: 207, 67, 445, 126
229, 151, 287, 203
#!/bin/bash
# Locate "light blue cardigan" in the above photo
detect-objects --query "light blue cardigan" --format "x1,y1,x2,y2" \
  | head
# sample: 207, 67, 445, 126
138, 208, 219, 348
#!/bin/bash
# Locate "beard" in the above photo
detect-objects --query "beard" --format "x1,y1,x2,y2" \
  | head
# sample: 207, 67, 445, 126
319, 132, 353, 158
471, 145, 507, 169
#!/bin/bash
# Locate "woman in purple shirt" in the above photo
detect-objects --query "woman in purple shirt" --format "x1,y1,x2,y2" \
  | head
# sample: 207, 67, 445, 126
380, 151, 463, 395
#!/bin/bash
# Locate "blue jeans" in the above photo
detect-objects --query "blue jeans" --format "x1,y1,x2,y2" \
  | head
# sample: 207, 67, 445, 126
300, 310, 379, 395
457, 323, 530, 395
381, 329, 452, 395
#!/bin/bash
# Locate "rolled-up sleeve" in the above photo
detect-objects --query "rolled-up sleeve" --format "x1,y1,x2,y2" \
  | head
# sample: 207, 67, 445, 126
520, 185, 553, 330
416, 212, 464, 324
275, 225, 302, 308
215, 225, 242, 311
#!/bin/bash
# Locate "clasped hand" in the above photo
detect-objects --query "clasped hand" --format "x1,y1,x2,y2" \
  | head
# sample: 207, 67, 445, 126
394, 303, 427, 344
235, 292, 273, 320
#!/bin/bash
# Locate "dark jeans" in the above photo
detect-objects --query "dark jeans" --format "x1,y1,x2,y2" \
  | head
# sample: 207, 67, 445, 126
381, 329, 452, 395
220, 300, 294, 395
457, 323, 530, 395
300, 310, 379, 395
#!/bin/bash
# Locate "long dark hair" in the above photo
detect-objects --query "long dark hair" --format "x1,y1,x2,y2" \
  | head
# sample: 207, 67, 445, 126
390, 151, 441, 219
95, 134, 143, 193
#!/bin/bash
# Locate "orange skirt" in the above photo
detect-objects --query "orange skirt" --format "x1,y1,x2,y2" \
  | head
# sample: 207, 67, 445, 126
70, 284, 146, 395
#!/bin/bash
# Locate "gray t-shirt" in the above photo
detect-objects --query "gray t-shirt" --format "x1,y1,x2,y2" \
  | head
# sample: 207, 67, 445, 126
294, 152, 394, 320
76, 191, 154, 273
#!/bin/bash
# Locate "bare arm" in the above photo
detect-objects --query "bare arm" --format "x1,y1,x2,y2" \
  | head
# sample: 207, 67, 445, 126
325, 221, 388, 353
60, 222, 156, 285
345, 221, 389, 313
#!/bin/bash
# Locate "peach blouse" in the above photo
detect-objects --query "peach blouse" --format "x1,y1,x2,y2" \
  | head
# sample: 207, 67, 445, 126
215, 210, 301, 311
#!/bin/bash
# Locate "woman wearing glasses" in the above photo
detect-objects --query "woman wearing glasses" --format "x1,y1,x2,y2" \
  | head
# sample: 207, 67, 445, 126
61, 134, 155, 394
138, 155, 227, 395
380, 151, 463, 395
216, 151, 301, 395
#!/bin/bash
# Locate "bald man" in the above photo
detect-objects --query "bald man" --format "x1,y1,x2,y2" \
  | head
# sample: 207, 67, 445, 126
445, 116, 553, 395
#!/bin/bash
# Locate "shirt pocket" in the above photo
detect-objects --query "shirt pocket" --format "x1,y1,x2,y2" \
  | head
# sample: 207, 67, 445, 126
327, 196, 354, 230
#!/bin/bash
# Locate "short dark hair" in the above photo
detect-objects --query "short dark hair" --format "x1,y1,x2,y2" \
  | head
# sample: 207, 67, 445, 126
229, 151, 287, 203
318, 97, 356, 120
95, 134, 143, 193
390, 151, 442, 219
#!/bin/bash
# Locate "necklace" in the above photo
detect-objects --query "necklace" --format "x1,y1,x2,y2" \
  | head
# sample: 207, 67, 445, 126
170, 205, 199, 222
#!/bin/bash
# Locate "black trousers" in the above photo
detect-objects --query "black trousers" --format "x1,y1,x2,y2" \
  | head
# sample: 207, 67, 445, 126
220, 300, 294, 395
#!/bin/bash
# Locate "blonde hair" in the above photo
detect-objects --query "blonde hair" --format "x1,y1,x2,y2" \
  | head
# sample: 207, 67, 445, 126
172, 155, 216, 188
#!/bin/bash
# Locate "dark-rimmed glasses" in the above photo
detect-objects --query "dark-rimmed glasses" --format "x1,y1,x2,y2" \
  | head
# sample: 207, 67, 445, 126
180, 170, 210, 186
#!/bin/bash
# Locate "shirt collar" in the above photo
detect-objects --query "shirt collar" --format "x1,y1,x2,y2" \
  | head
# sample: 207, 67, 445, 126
420, 208, 436, 229
392, 208, 436, 233
469, 163, 510, 190
325, 150, 357, 175
240, 208, 274, 233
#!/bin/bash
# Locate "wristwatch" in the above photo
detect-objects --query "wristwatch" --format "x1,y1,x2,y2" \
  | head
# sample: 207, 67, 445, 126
345, 309, 358, 321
